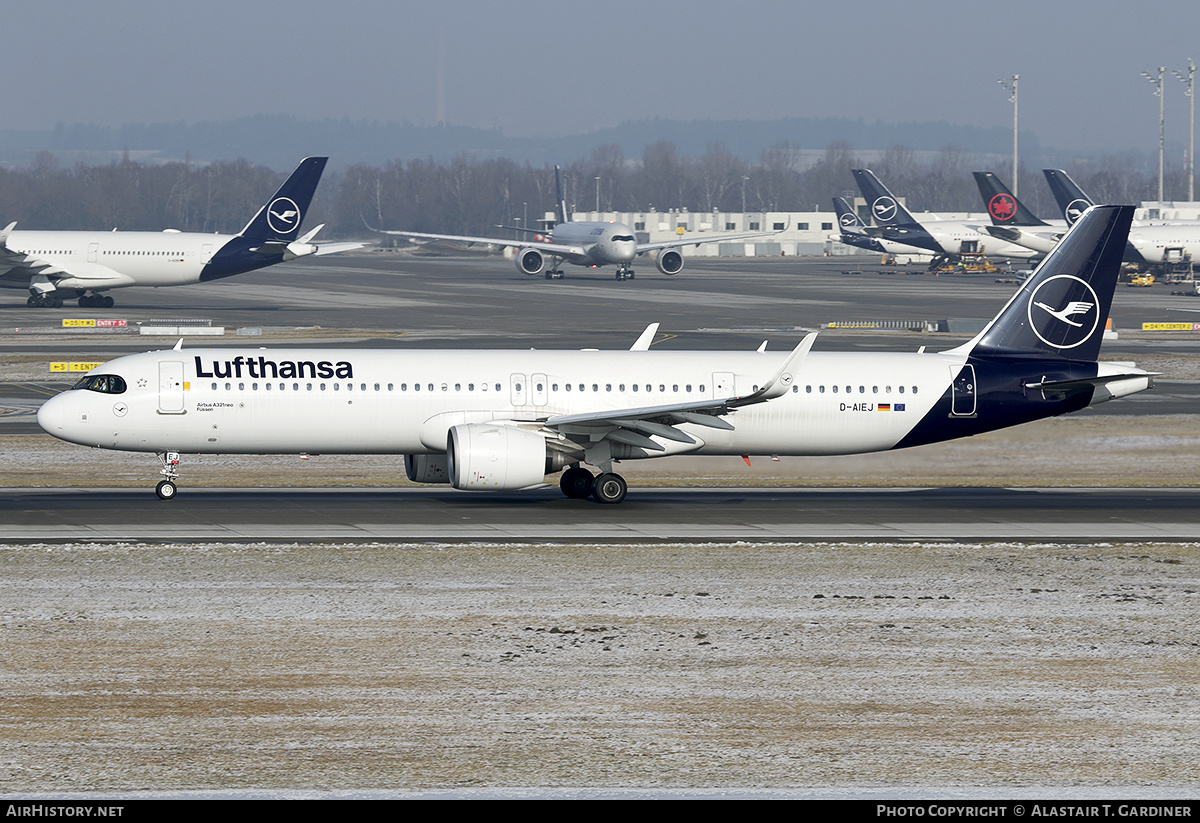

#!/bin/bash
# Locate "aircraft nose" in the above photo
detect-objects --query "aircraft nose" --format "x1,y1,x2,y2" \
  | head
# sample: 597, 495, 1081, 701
37, 394, 65, 435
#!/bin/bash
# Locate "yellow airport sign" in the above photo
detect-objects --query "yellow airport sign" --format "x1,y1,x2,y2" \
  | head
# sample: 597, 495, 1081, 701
62, 318, 96, 327
1142, 322, 1199, 331
50, 362, 103, 372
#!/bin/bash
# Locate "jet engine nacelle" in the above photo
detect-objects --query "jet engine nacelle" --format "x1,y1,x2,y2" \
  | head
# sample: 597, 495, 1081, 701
655, 248, 684, 275
447, 424, 567, 491
404, 453, 450, 484
515, 248, 545, 275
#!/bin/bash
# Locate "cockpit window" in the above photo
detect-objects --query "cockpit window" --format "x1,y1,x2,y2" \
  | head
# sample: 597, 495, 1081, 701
611, 234, 635, 242
71, 374, 127, 394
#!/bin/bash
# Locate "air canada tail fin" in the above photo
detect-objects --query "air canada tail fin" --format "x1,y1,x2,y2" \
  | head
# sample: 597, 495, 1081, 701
1043, 169, 1094, 226
851, 169, 919, 227
555, 165, 570, 224
239, 156, 328, 242
957, 205, 1133, 362
973, 172, 1046, 226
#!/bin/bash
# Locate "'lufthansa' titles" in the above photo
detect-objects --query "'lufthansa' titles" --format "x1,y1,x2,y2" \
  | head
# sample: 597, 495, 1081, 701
194, 355, 353, 380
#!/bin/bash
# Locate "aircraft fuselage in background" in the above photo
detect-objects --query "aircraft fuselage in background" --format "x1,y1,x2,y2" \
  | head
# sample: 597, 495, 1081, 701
1, 157, 361, 308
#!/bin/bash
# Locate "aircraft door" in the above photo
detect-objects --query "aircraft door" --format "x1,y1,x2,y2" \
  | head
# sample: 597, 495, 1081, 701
159, 361, 186, 414
509, 373, 527, 406
201, 244, 214, 264
713, 372, 735, 397
950, 365, 976, 417
87, 243, 99, 263
531, 373, 548, 406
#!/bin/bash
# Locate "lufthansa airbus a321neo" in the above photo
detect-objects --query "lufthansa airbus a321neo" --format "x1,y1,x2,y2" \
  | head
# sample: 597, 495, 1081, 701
374, 166, 777, 281
2, 157, 362, 308
37, 206, 1153, 504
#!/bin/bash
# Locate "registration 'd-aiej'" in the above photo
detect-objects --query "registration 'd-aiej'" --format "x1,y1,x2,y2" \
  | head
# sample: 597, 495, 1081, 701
38, 205, 1153, 503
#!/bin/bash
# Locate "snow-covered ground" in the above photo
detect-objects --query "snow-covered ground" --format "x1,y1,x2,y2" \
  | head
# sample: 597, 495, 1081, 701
1, 539, 1197, 792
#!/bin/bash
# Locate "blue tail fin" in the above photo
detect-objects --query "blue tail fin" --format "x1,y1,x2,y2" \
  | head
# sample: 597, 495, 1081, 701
851, 169, 919, 227
239, 156, 328, 242
832, 196, 866, 230
1043, 169, 1094, 226
973, 172, 1046, 226
963, 205, 1133, 362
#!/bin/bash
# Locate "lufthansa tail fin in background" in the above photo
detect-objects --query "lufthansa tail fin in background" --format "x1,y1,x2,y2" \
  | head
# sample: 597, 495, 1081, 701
239, 156, 328, 242
961, 205, 1133, 362
1043, 169, 1095, 226
832, 196, 867, 230
851, 169, 919, 227
973, 172, 1047, 226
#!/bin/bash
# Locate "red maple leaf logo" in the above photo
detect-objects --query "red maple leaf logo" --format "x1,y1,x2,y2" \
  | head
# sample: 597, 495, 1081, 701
989, 194, 1017, 221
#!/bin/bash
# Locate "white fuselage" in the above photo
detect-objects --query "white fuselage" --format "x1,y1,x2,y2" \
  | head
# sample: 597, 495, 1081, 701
1126, 224, 1200, 263
548, 221, 639, 266
38, 347, 962, 458
2, 229, 228, 291
918, 221, 1039, 259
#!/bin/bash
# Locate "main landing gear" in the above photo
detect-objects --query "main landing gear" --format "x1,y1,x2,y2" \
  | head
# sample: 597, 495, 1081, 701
155, 452, 181, 500
26, 293, 63, 308
78, 293, 114, 309
559, 465, 628, 504
544, 269, 565, 279
23, 290, 114, 308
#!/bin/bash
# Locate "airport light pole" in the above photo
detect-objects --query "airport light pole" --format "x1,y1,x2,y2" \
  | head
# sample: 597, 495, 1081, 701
1143, 67, 1166, 202
1175, 62, 1196, 202
742, 176, 749, 217
595, 176, 601, 214
997, 74, 1018, 196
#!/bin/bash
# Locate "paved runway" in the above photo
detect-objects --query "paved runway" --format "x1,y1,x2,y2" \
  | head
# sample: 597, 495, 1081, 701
3, 486, 1196, 542
3, 252, 1198, 537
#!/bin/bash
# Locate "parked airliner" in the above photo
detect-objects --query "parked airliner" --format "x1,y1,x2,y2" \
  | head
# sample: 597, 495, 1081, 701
1044, 169, 1200, 270
852, 169, 1040, 266
973, 171, 1064, 256
374, 166, 776, 281
37, 207, 1151, 503
1, 157, 362, 308
831, 197, 931, 258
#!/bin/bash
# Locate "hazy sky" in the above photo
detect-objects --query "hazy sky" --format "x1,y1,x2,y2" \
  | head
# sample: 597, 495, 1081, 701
9, 0, 1199, 154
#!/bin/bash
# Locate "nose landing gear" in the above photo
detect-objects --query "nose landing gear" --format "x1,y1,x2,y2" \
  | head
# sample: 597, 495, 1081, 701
155, 451, 181, 500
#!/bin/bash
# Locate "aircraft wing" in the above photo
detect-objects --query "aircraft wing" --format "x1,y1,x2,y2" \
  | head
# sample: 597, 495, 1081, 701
314, 241, 367, 256
635, 228, 783, 254
540, 333, 816, 452
374, 228, 586, 258
0, 221, 62, 278
0, 221, 136, 289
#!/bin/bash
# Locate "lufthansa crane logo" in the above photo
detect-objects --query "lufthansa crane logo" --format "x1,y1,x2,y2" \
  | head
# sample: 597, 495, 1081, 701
988, 193, 1017, 222
267, 197, 301, 235
872, 196, 898, 223
1026, 274, 1100, 349
1065, 199, 1090, 225
839, 212, 859, 228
